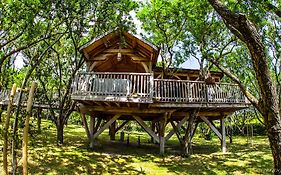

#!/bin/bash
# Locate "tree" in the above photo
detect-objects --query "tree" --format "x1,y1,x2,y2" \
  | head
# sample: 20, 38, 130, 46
207, 1, 281, 173
138, 0, 281, 172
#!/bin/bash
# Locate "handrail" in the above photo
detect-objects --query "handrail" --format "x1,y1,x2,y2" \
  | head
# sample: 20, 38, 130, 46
71, 72, 248, 104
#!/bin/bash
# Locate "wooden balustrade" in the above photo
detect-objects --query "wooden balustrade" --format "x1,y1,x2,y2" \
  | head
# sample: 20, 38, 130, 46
72, 72, 154, 103
0, 89, 59, 107
0, 72, 248, 106
153, 79, 246, 104
71, 72, 247, 104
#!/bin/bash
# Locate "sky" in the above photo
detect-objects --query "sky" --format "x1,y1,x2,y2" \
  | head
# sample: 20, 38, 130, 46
14, 10, 200, 70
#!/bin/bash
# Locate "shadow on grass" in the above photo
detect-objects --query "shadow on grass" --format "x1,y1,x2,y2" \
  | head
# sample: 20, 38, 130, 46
7, 120, 273, 175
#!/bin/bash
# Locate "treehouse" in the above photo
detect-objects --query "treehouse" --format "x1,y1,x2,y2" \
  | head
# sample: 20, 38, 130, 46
71, 30, 250, 154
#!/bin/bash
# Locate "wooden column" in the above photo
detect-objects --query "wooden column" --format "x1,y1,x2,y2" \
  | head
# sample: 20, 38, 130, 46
109, 121, 116, 140
159, 113, 168, 155
0, 106, 3, 123
81, 113, 90, 140
183, 112, 195, 157
3, 84, 17, 175
37, 108, 42, 133
89, 114, 95, 148
93, 114, 121, 140
132, 115, 159, 143
22, 82, 37, 175
220, 117, 226, 153
165, 115, 189, 142
151, 121, 156, 143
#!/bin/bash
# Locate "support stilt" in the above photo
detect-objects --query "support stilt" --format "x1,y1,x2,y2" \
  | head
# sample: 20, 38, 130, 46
165, 115, 189, 142
220, 117, 226, 153
151, 121, 156, 143
109, 121, 116, 140
93, 114, 121, 140
37, 108, 42, 133
159, 113, 168, 155
183, 112, 195, 157
89, 114, 95, 148
81, 113, 90, 140
132, 115, 159, 143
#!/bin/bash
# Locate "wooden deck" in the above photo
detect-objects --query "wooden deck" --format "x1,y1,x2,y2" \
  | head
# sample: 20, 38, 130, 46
71, 72, 249, 107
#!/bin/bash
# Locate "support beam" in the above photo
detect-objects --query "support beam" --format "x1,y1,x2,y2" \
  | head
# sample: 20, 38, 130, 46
183, 112, 196, 157
151, 121, 156, 143
93, 118, 102, 134
81, 105, 175, 114
93, 114, 121, 140
89, 114, 95, 148
221, 117, 226, 153
103, 49, 135, 53
159, 113, 168, 155
37, 108, 42, 133
191, 122, 199, 140
109, 121, 116, 140
132, 115, 159, 143
115, 120, 129, 133
165, 115, 189, 142
81, 113, 90, 140
200, 116, 222, 140
170, 121, 183, 145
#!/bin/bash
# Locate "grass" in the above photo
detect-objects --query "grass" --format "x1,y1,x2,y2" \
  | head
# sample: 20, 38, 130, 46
0, 119, 273, 175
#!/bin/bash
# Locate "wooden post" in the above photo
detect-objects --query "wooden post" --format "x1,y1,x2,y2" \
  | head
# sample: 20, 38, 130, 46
165, 115, 189, 142
3, 84, 17, 175
151, 121, 156, 143
183, 112, 195, 157
22, 82, 37, 175
93, 114, 121, 140
81, 113, 90, 140
89, 114, 95, 149
220, 117, 226, 153
138, 136, 141, 146
109, 121, 116, 140
0, 106, 3, 123
120, 130, 125, 142
132, 115, 159, 143
159, 113, 168, 155
170, 121, 184, 146
37, 108, 42, 133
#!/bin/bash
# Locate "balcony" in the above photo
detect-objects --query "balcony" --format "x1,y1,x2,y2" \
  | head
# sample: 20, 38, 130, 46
71, 72, 248, 105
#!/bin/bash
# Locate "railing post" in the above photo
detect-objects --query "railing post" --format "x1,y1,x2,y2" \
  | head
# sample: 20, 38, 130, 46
150, 73, 154, 101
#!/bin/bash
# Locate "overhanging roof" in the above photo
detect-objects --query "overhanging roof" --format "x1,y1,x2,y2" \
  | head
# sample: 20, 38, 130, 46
79, 30, 160, 68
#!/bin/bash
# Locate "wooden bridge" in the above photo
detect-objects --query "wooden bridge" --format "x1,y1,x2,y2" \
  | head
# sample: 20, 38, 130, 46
0, 89, 59, 109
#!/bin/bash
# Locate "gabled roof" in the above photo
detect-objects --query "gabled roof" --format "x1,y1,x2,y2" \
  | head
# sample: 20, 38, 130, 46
79, 30, 160, 68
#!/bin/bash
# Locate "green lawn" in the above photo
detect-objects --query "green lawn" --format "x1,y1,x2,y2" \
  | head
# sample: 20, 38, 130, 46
0, 119, 273, 175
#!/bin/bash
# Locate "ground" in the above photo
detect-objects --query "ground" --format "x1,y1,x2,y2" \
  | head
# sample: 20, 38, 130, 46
0, 119, 273, 175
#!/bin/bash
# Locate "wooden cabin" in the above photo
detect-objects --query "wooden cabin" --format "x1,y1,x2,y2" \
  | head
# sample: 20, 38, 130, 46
71, 30, 250, 154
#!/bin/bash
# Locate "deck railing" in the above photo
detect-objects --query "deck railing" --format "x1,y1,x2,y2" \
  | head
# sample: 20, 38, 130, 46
0, 89, 59, 107
154, 79, 246, 103
71, 72, 248, 104
71, 72, 154, 103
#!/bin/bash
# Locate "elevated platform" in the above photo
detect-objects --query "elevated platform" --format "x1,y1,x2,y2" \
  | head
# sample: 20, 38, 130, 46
72, 71, 250, 120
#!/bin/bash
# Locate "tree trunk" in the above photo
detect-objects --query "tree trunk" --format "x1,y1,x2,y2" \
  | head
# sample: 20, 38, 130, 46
37, 109, 42, 133
57, 121, 64, 145
264, 112, 281, 174
0, 107, 3, 122
207, 0, 281, 173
